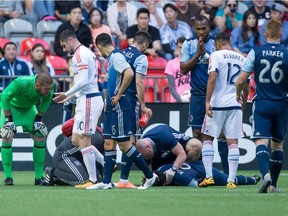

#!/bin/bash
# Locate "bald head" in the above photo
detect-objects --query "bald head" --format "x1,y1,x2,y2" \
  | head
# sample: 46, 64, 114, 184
136, 138, 154, 160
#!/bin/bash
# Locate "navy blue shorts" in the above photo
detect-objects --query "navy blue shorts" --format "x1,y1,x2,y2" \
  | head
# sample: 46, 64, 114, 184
251, 100, 288, 142
127, 95, 142, 136
103, 99, 133, 141
189, 96, 206, 129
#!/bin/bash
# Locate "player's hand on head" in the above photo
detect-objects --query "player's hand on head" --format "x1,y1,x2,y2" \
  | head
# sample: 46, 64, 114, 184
0, 117, 16, 139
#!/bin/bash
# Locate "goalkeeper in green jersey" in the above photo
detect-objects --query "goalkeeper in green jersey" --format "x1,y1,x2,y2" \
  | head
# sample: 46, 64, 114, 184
0, 73, 54, 186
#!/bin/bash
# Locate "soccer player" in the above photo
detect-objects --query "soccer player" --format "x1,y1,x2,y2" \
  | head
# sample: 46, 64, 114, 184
236, 19, 288, 193
180, 15, 215, 141
43, 118, 104, 186
136, 124, 202, 185
117, 31, 153, 189
0, 73, 53, 185
180, 16, 230, 175
87, 33, 157, 190
154, 161, 260, 187
199, 32, 246, 189
53, 30, 104, 188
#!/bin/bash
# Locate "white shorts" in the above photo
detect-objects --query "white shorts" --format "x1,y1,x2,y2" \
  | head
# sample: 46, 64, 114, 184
73, 94, 104, 135
201, 109, 243, 139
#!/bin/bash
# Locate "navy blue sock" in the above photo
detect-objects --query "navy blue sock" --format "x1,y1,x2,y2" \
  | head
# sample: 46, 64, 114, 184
120, 153, 133, 180
103, 150, 117, 184
235, 175, 257, 185
256, 145, 270, 178
125, 146, 153, 179
269, 150, 283, 188
218, 139, 229, 174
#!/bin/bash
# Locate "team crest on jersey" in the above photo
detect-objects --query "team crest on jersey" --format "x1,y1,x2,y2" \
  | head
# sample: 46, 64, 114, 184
16, 63, 22, 71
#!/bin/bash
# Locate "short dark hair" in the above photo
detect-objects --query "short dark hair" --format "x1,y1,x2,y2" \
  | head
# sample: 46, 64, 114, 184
176, 36, 186, 45
59, 30, 77, 42
134, 31, 152, 45
4, 41, 17, 50
36, 72, 53, 85
215, 32, 231, 44
89, 7, 104, 24
137, 7, 150, 18
194, 15, 210, 26
95, 33, 113, 47
163, 3, 177, 13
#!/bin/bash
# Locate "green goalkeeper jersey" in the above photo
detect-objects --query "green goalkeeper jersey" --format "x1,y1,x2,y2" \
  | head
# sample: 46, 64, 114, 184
0, 76, 54, 113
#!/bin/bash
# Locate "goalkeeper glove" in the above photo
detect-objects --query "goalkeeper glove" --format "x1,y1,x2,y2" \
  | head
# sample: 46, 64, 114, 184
32, 115, 48, 136
0, 116, 16, 139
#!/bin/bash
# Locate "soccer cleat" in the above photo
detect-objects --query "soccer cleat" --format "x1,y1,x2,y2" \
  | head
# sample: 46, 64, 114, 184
268, 186, 280, 193
199, 177, 215, 187
258, 174, 271, 193
4, 177, 14, 186
252, 175, 261, 184
117, 181, 137, 189
43, 167, 55, 186
86, 182, 113, 190
34, 177, 44, 185
226, 181, 236, 189
75, 181, 95, 188
138, 173, 158, 190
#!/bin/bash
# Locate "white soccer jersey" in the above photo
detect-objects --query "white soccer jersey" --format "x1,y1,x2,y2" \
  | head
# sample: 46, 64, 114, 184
208, 50, 245, 108
66, 45, 99, 98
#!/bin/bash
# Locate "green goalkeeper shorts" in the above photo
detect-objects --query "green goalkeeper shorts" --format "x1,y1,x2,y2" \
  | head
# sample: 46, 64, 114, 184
0, 105, 37, 133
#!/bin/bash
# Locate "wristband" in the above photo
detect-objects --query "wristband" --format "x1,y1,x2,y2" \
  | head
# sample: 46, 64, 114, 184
35, 115, 43, 121
5, 116, 13, 122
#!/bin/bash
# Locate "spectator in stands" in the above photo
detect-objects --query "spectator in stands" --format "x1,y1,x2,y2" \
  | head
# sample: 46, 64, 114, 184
81, 0, 95, 25
199, 6, 221, 37
0, 47, 4, 61
164, 37, 190, 103
260, 3, 288, 48
89, 7, 111, 55
160, 3, 192, 60
0, 0, 24, 23
54, 0, 81, 22
126, 8, 161, 57
195, 0, 223, 16
107, 0, 137, 48
29, 0, 56, 23
0, 42, 30, 90
231, 10, 259, 56
144, 0, 166, 29
247, 0, 270, 28
281, 0, 288, 21
54, 6, 92, 58
176, 0, 201, 28
215, 0, 243, 35
27, 43, 55, 76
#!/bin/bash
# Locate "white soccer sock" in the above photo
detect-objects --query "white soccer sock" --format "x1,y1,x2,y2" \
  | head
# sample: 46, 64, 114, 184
202, 140, 214, 178
81, 146, 97, 183
227, 144, 240, 183
91, 145, 104, 166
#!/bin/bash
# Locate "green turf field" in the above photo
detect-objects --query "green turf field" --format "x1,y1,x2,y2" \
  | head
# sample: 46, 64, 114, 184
0, 170, 287, 216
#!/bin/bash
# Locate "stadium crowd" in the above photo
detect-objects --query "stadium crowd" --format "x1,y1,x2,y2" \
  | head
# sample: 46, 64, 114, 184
0, 0, 287, 193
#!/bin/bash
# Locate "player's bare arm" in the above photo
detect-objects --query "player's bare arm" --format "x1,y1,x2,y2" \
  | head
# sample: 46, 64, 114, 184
206, 71, 218, 117
236, 71, 250, 104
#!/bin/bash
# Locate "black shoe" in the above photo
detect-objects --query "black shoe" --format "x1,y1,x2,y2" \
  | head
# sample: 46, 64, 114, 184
4, 177, 14, 186
252, 175, 261, 184
34, 177, 44, 185
42, 167, 55, 186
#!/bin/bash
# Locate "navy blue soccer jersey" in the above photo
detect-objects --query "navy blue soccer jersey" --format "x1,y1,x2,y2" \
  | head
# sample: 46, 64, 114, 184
142, 124, 191, 155
242, 43, 288, 101
106, 49, 131, 105
123, 46, 148, 99
180, 36, 215, 96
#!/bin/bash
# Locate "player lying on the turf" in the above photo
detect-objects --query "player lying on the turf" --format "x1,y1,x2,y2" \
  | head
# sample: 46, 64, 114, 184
43, 118, 104, 186
152, 161, 260, 187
